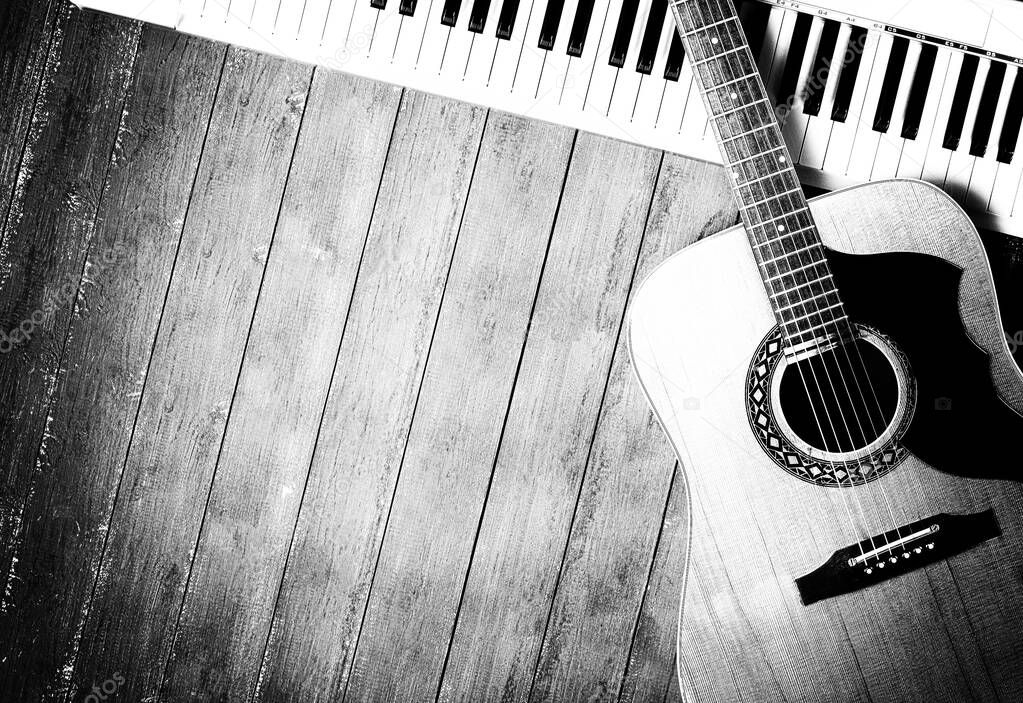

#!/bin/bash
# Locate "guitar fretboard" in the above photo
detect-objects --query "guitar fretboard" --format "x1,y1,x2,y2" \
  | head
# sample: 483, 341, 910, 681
672, 0, 852, 352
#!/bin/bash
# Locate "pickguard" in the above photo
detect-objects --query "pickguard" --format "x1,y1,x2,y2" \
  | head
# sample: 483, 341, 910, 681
826, 248, 1023, 480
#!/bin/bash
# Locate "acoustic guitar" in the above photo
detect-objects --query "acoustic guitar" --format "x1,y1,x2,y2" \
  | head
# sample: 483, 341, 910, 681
627, 0, 1023, 700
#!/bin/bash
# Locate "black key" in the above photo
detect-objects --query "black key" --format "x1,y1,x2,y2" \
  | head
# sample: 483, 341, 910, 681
636, 0, 667, 74
943, 54, 979, 150
802, 20, 841, 117
371, 0, 386, 9
774, 13, 813, 109
900, 44, 937, 139
442, 0, 462, 25
970, 61, 1006, 157
737, 0, 772, 59
663, 32, 684, 82
467, 0, 490, 31
538, 0, 566, 50
997, 69, 1023, 163
496, 0, 519, 39
399, 0, 417, 14
567, 0, 596, 56
871, 37, 910, 132
830, 26, 868, 122
609, 0, 641, 68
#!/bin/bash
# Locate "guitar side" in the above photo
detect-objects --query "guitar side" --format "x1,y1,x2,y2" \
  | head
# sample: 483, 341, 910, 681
628, 179, 1023, 703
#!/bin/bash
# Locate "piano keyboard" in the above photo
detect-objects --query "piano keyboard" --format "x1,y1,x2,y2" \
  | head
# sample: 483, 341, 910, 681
74, 0, 1023, 235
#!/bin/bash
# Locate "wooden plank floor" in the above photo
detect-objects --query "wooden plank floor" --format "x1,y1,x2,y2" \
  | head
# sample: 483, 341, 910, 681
0, 2, 742, 700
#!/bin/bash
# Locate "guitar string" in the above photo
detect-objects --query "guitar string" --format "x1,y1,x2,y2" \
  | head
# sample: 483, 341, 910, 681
696, 0, 909, 558
679, 2, 912, 696
681, 0, 878, 563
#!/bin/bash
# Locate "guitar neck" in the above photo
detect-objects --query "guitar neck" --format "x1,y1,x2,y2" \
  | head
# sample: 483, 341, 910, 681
671, 0, 855, 354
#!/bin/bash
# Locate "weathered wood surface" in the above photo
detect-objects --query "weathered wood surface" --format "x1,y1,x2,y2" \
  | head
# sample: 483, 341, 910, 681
436, 134, 662, 702
343, 114, 575, 703
0, 6, 142, 699
163, 70, 402, 701
0, 9, 755, 702
251, 91, 486, 702
531, 157, 737, 703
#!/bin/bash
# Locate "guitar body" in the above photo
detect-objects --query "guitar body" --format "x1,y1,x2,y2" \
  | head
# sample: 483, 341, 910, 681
628, 179, 1023, 703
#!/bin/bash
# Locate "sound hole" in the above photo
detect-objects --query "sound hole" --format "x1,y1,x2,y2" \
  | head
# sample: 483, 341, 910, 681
778, 339, 900, 454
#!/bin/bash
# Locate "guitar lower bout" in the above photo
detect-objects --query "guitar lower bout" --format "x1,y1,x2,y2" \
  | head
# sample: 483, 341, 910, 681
628, 179, 1023, 703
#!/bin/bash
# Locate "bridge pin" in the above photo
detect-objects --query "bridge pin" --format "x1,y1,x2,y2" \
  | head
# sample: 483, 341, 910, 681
902, 553, 910, 559
914, 547, 923, 554
889, 557, 898, 564
926, 543, 935, 549
877, 562, 885, 568
865, 568, 873, 574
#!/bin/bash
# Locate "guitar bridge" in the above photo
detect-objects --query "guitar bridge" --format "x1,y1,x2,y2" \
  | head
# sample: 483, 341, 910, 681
796, 509, 1001, 606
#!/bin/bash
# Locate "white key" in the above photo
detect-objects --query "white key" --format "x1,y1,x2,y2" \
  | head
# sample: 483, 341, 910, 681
798, 23, 849, 170
368, 0, 407, 68
416, 0, 451, 75
988, 68, 1023, 215
823, 29, 879, 175
762, 9, 796, 102
969, 64, 1015, 209
945, 59, 990, 203
392, 0, 435, 67
274, 0, 305, 41
489, 0, 535, 91
846, 33, 894, 180
871, 41, 921, 180
560, 0, 613, 111
897, 48, 951, 179
510, 0, 550, 102
633, 9, 676, 129
608, 0, 655, 129
919, 51, 964, 188
585, 0, 626, 117
533, 0, 581, 109
464, 0, 509, 87
779, 17, 823, 164
345, 0, 382, 63
678, 59, 706, 137
320, 0, 356, 52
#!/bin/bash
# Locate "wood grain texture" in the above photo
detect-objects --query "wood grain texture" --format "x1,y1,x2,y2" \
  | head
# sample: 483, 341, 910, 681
156, 68, 402, 702
53, 47, 309, 703
0, 0, 57, 232
531, 156, 737, 703
342, 114, 576, 703
437, 133, 661, 702
629, 180, 1023, 703
248, 91, 486, 702
0, 4, 140, 684
0, 28, 224, 702
58, 26, 224, 699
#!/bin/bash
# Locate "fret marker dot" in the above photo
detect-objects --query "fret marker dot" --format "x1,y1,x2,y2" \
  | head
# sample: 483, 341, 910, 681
730, 92, 738, 99
779, 156, 787, 163
711, 37, 719, 44
778, 225, 786, 232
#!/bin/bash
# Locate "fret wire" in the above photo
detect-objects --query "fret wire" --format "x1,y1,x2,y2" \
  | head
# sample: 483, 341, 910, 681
732, 145, 788, 164
763, 259, 827, 282
768, 274, 834, 298
751, 225, 817, 247
734, 167, 796, 187
741, 186, 805, 207
784, 302, 845, 324
744, 206, 810, 227
720, 123, 776, 143
700, 73, 760, 91
717, 98, 772, 118
777, 292, 840, 313
759, 243, 821, 263
679, 16, 738, 35
787, 317, 851, 338
693, 46, 747, 66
